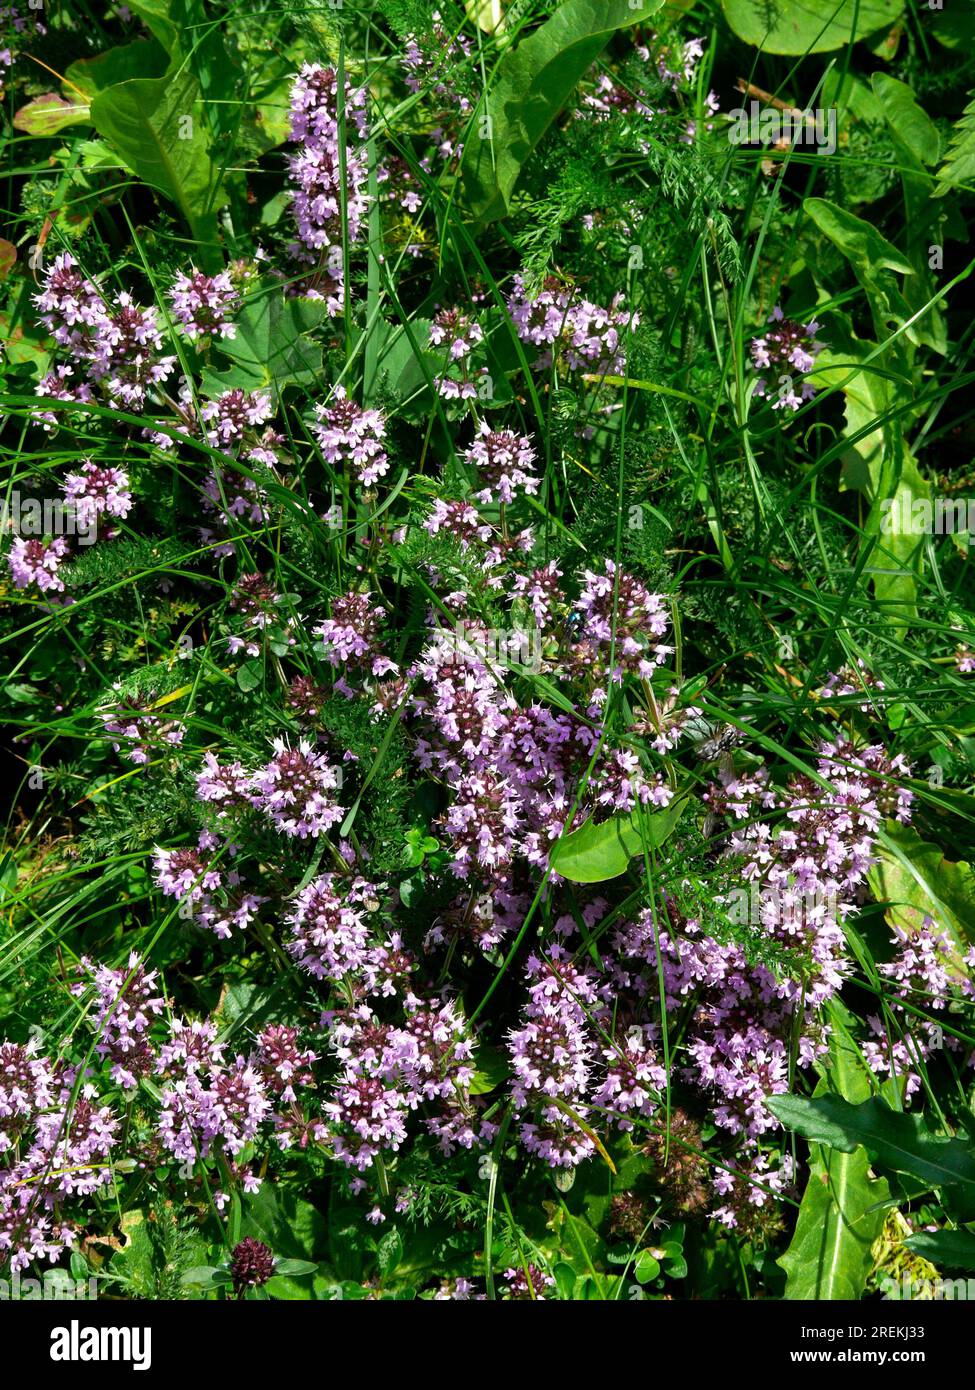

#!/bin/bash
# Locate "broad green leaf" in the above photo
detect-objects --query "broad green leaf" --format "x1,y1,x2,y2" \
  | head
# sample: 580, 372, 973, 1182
181, 1265, 230, 1289
273, 1258, 318, 1276
634, 1250, 660, 1284
805, 197, 914, 278
461, 0, 664, 223
805, 208, 929, 631
0, 313, 51, 377
125, 0, 180, 53
89, 71, 224, 262
206, 294, 329, 397
242, 1185, 326, 1260
236, 660, 264, 692
866, 437, 927, 636
869, 820, 975, 950
549, 796, 687, 883
821, 70, 884, 125
721, 0, 903, 55
780, 1145, 889, 1298
871, 74, 940, 168
375, 1228, 404, 1278
108, 1210, 158, 1296
809, 341, 890, 483
13, 93, 90, 136
805, 198, 920, 358
233, 54, 299, 156
65, 40, 169, 96
469, 1043, 509, 1095
371, 318, 435, 409
870, 76, 945, 354
779, 1004, 890, 1299
768, 1093, 975, 1220
903, 1229, 975, 1269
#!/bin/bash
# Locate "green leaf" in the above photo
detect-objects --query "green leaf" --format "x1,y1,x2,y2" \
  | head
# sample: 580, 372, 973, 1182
662, 1247, 687, 1278
720, 0, 903, 55
634, 1250, 660, 1284
902, 1229, 975, 1270
469, 1043, 510, 1095
780, 1152, 888, 1299
242, 1186, 326, 1257
871, 74, 940, 168
805, 198, 920, 360
810, 342, 890, 483
372, 319, 434, 408
375, 1228, 404, 1279
236, 660, 264, 693
779, 1005, 890, 1299
125, 0, 181, 53
549, 797, 687, 884
868, 820, 975, 949
89, 71, 224, 262
806, 197, 914, 278
0, 853, 18, 902
206, 294, 329, 397
108, 1210, 158, 1296
867, 438, 927, 636
65, 40, 169, 96
181, 1265, 231, 1289
768, 1093, 975, 1220
273, 1258, 318, 1277
13, 93, 91, 136
461, 0, 665, 223
552, 1261, 577, 1299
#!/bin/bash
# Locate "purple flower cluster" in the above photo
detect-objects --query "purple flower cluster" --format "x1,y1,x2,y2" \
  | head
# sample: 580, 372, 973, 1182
35, 254, 175, 413
73, 953, 166, 1089
168, 268, 239, 341
6, 534, 70, 595
864, 919, 975, 1099
402, 10, 473, 111
159, 1054, 270, 1163
316, 589, 395, 676
575, 560, 671, 684
430, 306, 485, 399
287, 64, 370, 302
286, 874, 378, 982
403, 560, 682, 885
750, 306, 825, 412
509, 948, 602, 1167
5, 458, 131, 596
464, 424, 538, 505
153, 833, 265, 941
242, 737, 344, 840
322, 992, 491, 1169
62, 461, 132, 528
0, 1046, 117, 1272
507, 273, 636, 377
312, 389, 389, 487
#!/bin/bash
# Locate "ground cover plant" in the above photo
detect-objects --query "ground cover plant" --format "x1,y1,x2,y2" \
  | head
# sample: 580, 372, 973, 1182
1, 0, 975, 1305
